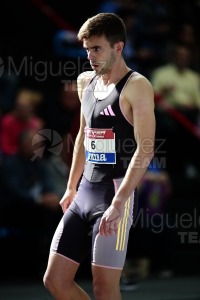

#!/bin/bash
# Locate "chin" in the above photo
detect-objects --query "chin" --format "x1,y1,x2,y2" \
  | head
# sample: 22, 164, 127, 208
97, 67, 107, 75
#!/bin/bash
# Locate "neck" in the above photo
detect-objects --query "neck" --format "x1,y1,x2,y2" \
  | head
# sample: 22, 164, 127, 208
100, 61, 130, 86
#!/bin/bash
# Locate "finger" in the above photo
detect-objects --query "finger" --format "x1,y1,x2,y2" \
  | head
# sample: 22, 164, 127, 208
109, 228, 116, 235
113, 219, 120, 230
114, 222, 119, 231
62, 203, 68, 213
107, 223, 116, 235
99, 217, 106, 235
104, 223, 110, 236
108, 220, 120, 234
103, 221, 118, 236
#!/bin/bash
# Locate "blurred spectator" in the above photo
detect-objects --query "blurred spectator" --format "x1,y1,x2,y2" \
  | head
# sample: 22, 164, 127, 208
123, 165, 173, 282
170, 22, 200, 72
151, 44, 200, 109
136, 166, 173, 277
133, 0, 174, 78
45, 81, 80, 137
0, 129, 62, 270
0, 87, 44, 156
150, 43, 200, 174
0, 70, 19, 115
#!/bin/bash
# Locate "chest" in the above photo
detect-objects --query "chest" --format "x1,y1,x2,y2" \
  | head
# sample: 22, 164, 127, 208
93, 82, 116, 100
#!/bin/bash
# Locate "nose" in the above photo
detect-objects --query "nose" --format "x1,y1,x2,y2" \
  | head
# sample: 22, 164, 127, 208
87, 50, 95, 60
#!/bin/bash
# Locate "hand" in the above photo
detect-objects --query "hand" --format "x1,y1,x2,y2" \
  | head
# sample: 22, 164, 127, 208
59, 189, 77, 213
99, 205, 122, 236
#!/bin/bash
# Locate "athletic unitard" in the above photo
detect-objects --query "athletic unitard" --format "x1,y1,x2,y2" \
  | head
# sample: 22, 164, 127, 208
50, 70, 137, 269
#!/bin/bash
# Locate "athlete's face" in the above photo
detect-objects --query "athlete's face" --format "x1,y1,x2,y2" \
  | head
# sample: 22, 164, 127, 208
83, 35, 117, 75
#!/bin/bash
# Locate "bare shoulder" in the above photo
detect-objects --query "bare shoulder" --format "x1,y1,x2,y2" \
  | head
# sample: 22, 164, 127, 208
124, 71, 154, 106
129, 71, 153, 90
77, 71, 95, 100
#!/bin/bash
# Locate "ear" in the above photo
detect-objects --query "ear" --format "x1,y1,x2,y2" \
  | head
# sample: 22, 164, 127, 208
115, 41, 124, 54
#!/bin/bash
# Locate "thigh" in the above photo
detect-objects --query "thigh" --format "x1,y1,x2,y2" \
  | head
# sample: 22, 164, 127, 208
50, 209, 91, 264
44, 251, 80, 287
91, 178, 135, 270
91, 195, 134, 270
92, 264, 122, 287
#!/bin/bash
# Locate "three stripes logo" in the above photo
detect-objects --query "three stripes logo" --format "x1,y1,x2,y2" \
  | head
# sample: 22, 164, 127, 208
115, 197, 130, 251
100, 105, 115, 116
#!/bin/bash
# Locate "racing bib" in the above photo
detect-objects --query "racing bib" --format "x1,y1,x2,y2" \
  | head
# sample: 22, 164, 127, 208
84, 127, 116, 164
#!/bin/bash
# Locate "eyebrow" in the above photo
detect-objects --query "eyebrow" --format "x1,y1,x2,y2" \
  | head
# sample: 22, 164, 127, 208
83, 45, 101, 50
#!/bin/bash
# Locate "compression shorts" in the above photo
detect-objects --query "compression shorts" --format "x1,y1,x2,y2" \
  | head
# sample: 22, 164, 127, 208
50, 175, 134, 269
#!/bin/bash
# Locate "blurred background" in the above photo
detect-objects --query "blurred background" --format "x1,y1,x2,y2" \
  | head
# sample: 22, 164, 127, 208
0, 0, 200, 299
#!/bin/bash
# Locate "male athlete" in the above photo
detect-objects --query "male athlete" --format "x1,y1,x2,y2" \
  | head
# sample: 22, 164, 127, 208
44, 12, 155, 300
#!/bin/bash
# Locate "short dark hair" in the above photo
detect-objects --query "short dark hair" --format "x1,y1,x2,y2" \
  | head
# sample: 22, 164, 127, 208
77, 13, 127, 48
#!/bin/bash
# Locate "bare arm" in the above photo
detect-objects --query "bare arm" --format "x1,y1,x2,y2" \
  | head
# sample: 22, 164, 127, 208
66, 109, 86, 191
112, 76, 155, 211
99, 76, 155, 235
59, 72, 93, 212
59, 110, 86, 212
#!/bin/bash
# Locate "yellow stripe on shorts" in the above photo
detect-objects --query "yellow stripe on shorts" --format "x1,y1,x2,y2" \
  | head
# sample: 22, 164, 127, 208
115, 197, 130, 251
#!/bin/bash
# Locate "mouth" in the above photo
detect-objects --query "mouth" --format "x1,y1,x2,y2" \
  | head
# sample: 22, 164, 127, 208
90, 63, 99, 69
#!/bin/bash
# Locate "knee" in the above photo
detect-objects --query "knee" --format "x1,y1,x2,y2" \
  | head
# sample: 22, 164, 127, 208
43, 270, 65, 296
93, 279, 114, 300
43, 271, 55, 293
43, 270, 75, 299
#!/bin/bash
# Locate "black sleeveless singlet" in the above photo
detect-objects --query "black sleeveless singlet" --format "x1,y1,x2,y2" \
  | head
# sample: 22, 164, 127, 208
82, 70, 137, 182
